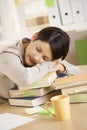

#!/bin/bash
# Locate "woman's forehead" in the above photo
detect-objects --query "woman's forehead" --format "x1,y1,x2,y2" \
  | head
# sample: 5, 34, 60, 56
35, 40, 53, 60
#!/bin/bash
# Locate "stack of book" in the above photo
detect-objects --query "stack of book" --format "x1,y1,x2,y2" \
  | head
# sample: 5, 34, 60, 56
52, 73, 87, 103
8, 72, 61, 107
8, 73, 87, 107
61, 85, 87, 103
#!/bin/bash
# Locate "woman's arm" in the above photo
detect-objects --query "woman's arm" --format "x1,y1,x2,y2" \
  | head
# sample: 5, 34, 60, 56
55, 60, 83, 75
0, 52, 53, 85
50, 59, 84, 75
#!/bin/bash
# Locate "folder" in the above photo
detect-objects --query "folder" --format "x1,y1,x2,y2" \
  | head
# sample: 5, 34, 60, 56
70, 0, 85, 23
57, 0, 73, 25
46, 0, 61, 26
82, 0, 87, 20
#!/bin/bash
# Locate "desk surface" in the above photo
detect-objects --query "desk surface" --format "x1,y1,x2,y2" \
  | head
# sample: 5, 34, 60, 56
0, 65, 87, 130
0, 102, 87, 130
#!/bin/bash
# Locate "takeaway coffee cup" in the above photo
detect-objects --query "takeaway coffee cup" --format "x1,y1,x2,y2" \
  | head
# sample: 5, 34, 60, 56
45, 95, 71, 121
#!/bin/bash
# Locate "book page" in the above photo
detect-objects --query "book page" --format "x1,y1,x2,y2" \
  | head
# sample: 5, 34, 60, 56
70, 93, 87, 103
0, 113, 35, 130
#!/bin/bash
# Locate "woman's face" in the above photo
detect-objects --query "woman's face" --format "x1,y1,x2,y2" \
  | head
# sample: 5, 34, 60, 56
24, 40, 53, 67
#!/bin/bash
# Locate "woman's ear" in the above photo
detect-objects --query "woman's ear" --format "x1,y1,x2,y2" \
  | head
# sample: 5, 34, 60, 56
31, 32, 39, 40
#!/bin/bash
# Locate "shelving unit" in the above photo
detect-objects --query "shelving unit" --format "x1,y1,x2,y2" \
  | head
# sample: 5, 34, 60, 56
0, 0, 87, 43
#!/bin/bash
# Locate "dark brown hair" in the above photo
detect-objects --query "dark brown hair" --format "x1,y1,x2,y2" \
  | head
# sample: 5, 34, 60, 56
22, 26, 70, 60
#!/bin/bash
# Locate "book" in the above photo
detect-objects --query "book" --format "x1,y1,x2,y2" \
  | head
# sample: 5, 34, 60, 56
9, 72, 67, 98
61, 85, 87, 95
53, 73, 87, 90
70, 93, 87, 103
8, 90, 61, 107
8, 86, 54, 98
18, 72, 57, 90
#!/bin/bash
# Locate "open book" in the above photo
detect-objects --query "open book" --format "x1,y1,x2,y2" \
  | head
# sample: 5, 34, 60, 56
18, 72, 57, 90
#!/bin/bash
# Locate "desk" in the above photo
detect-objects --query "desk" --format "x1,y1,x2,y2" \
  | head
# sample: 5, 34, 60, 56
78, 65, 87, 73
0, 65, 87, 130
0, 102, 87, 130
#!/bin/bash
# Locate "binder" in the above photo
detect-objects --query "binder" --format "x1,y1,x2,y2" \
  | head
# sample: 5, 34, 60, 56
70, 0, 85, 23
46, 0, 61, 26
82, 0, 87, 20
57, 0, 73, 25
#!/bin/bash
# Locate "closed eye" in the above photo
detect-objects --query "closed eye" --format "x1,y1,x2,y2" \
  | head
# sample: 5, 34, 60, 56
43, 56, 49, 61
36, 47, 41, 52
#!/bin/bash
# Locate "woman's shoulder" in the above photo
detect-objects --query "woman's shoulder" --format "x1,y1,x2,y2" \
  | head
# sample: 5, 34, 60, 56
1, 40, 23, 54
0, 40, 24, 62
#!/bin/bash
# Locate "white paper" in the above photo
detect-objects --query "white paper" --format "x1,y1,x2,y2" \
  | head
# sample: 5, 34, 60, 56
25, 106, 44, 115
0, 113, 35, 130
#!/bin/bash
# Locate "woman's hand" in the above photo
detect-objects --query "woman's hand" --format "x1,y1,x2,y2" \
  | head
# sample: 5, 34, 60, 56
50, 60, 65, 73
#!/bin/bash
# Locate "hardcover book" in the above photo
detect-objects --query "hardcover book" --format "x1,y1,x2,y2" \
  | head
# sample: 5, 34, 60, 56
8, 86, 54, 98
8, 90, 61, 107
18, 72, 57, 90
61, 85, 87, 95
53, 73, 87, 90
70, 93, 87, 103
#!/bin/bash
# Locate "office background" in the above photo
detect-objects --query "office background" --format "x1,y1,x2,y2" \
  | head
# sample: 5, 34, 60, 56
0, 0, 87, 65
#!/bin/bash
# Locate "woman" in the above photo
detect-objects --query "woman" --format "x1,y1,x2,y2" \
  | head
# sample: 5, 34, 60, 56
0, 26, 83, 98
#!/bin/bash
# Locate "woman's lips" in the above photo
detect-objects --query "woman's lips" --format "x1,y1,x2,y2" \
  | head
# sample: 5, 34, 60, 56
28, 56, 36, 65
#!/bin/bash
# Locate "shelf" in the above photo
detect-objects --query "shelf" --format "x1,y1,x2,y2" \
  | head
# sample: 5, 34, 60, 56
60, 22, 87, 32
26, 22, 87, 34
